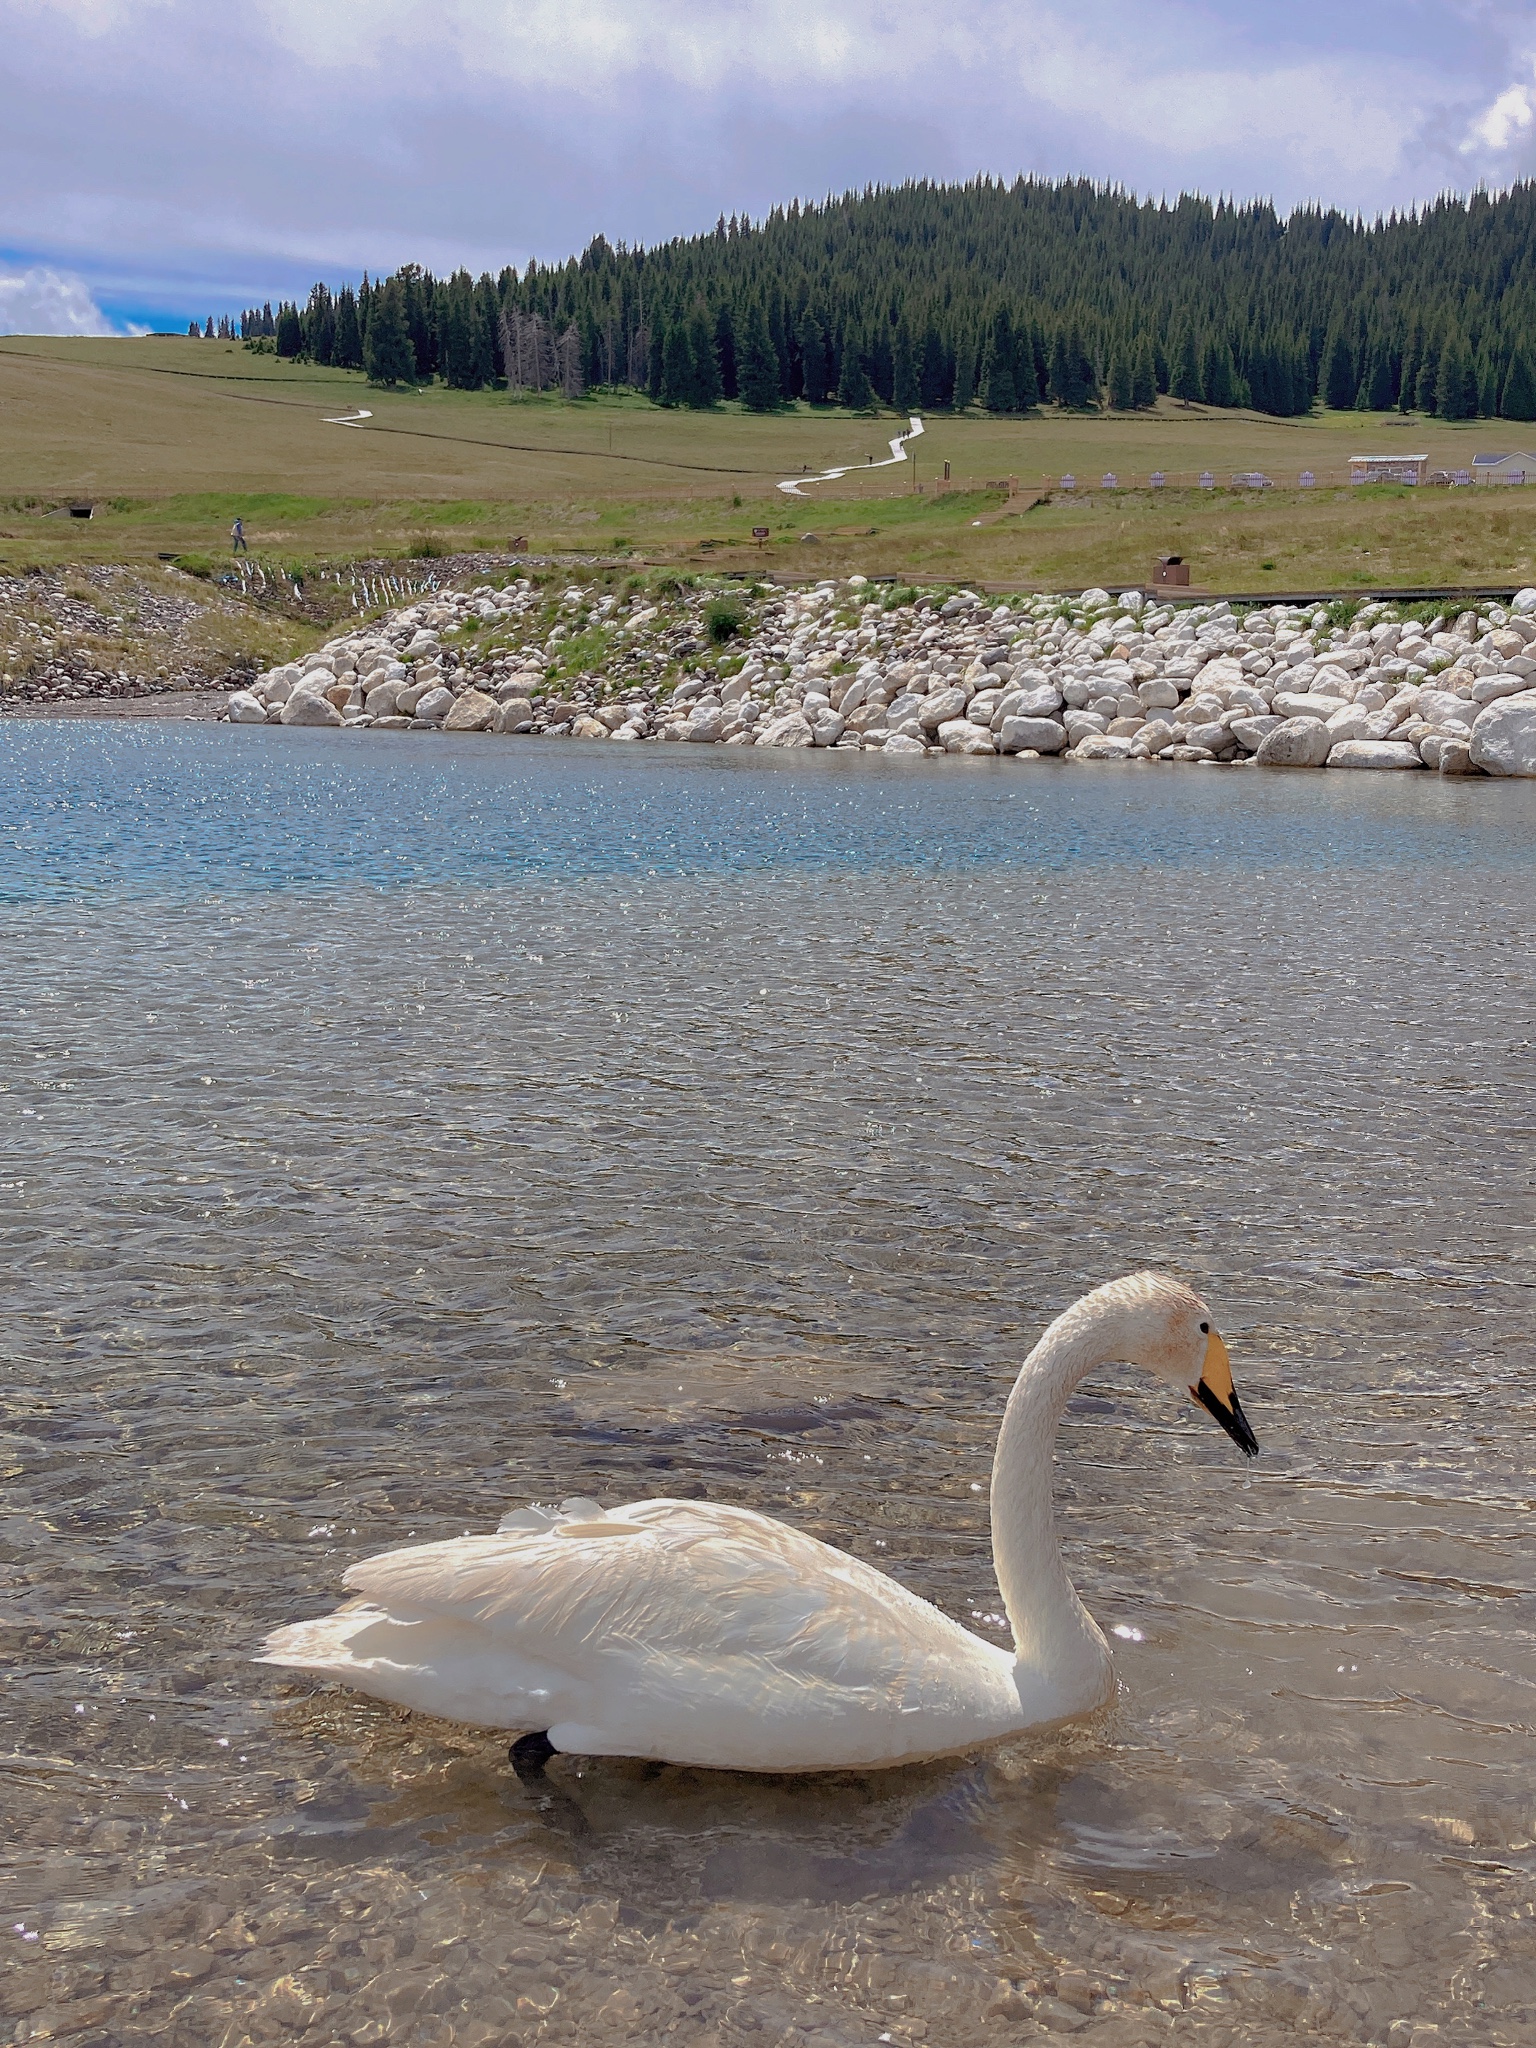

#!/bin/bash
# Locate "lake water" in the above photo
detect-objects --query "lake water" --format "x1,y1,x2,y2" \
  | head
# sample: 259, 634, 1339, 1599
3, 725, 1534, 2048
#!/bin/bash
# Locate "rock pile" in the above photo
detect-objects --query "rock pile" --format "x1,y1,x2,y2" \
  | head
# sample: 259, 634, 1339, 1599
228, 577, 1536, 777
0, 566, 259, 712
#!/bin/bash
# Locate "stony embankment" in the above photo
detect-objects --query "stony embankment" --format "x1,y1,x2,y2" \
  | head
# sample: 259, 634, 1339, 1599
0, 566, 261, 709
232, 575, 1536, 776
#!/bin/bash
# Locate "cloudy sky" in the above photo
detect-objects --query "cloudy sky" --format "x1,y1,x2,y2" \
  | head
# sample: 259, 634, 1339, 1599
5, 0, 1536, 333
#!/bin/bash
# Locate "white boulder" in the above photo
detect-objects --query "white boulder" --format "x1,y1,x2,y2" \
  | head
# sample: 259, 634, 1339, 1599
938, 718, 996, 754
443, 688, 499, 732
683, 706, 725, 743
1415, 688, 1476, 730
1326, 740, 1423, 770
1469, 690, 1536, 776
1011, 682, 1065, 718
226, 690, 266, 724
1072, 734, 1137, 760
364, 681, 401, 717
918, 686, 968, 732
1229, 715, 1282, 752
998, 715, 1067, 755
1256, 718, 1332, 768
1274, 690, 1349, 723
280, 691, 343, 727
756, 712, 815, 749
412, 686, 455, 723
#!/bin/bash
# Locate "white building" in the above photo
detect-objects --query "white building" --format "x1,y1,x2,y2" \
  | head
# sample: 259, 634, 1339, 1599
1472, 452, 1536, 484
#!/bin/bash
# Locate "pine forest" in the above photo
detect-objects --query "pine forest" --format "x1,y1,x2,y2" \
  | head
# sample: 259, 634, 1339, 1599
216, 176, 1536, 423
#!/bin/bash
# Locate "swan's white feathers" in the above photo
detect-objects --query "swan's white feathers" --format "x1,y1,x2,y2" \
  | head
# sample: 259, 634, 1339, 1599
342, 1498, 981, 1679
262, 1496, 1019, 1768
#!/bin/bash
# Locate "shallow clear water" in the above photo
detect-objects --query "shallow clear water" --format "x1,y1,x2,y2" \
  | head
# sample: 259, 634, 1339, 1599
2, 725, 1534, 2048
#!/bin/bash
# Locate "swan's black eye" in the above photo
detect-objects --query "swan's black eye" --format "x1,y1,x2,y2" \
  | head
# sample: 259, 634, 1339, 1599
1199, 1321, 1209, 1334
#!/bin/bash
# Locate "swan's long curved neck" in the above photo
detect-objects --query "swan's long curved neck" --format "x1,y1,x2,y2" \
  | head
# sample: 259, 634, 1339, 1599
991, 1293, 1134, 1707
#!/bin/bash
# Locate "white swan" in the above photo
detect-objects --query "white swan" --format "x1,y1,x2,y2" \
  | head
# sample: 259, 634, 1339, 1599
258, 1273, 1257, 1773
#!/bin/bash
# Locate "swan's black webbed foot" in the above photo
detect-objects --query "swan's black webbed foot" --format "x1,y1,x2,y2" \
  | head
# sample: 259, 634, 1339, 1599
510, 1730, 557, 1783
508, 1730, 590, 1839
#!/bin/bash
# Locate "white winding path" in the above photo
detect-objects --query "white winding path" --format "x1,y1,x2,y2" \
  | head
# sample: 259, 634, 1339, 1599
778, 415, 923, 497
324, 408, 373, 427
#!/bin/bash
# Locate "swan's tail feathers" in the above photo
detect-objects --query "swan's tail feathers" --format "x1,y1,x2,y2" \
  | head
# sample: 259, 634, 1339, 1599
497, 1496, 606, 1534
257, 1602, 376, 1677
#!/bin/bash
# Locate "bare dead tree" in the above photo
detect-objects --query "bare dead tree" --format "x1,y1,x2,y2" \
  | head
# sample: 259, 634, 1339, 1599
626, 321, 650, 389
501, 309, 560, 394
556, 323, 584, 400
498, 308, 523, 393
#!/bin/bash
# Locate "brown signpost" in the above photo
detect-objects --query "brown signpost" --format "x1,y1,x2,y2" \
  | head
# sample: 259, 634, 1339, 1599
752, 527, 770, 548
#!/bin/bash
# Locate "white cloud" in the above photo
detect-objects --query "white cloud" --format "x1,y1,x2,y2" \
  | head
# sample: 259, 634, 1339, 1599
0, 0, 1527, 309
0, 263, 119, 336
1464, 79, 1536, 151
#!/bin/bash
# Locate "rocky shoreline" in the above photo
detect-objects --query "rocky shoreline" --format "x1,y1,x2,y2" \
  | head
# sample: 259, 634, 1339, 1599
205, 575, 1536, 779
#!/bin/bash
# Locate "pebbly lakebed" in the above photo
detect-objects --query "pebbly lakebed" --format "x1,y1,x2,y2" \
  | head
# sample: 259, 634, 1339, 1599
3, 720, 1535, 2048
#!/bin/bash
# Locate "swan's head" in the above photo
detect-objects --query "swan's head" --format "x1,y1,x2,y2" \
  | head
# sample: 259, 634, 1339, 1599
1104, 1271, 1258, 1458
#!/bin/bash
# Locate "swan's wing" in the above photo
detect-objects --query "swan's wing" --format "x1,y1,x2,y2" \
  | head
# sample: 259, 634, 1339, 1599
342, 1497, 973, 1683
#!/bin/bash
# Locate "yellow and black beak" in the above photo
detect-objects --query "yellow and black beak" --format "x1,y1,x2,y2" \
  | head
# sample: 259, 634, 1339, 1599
1190, 1331, 1258, 1458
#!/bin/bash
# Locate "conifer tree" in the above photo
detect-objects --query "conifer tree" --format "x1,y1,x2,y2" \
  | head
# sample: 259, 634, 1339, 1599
1321, 329, 1355, 410
769, 292, 794, 398
332, 287, 362, 370
797, 309, 828, 403
1476, 354, 1499, 418
1436, 330, 1475, 420
837, 331, 874, 409
951, 330, 976, 410
688, 303, 723, 406
1501, 346, 1536, 420
1131, 337, 1158, 409
1203, 336, 1237, 407
981, 343, 1017, 412
471, 279, 499, 387
919, 323, 949, 407
892, 323, 921, 411
1107, 350, 1134, 410
660, 322, 693, 406
275, 303, 302, 359
735, 301, 783, 411
1399, 324, 1421, 412
437, 274, 475, 388
1361, 343, 1395, 409
714, 302, 737, 400
870, 324, 895, 405
398, 266, 436, 382
363, 283, 414, 386
1170, 326, 1202, 404
1415, 345, 1440, 413
1069, 326, 1097, 408
1046, 328, 1071, 407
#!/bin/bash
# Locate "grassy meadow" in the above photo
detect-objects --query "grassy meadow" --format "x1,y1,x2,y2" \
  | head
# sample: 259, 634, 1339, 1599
4, 333, 1536, 592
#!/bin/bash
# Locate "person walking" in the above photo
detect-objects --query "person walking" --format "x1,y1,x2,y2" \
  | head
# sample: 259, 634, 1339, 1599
231, 516, 247, 554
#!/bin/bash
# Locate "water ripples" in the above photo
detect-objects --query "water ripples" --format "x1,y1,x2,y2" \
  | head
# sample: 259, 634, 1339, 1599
1, 725, 1533, 2047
